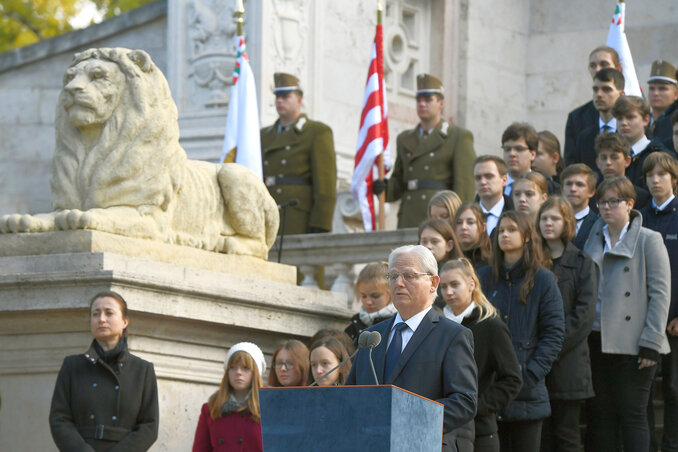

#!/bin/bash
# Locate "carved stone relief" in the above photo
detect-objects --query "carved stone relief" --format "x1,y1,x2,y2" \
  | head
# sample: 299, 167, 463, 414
186, 0, 240, 109
382, 0, 430, 98
270, 0, 308, 77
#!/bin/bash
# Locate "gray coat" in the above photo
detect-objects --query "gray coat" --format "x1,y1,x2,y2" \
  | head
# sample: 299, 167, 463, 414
583, 210, 671, 356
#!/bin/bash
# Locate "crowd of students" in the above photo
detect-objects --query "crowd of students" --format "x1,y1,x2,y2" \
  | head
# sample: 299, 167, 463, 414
46, 45, 678, 452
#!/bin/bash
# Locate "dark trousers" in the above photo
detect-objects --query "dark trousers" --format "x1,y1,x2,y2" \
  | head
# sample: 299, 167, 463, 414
541, 399, 584, 452
498, 419, 542, 452
475, 432, 500, 452
662, 334, 678, 452
586, 332, 656, 452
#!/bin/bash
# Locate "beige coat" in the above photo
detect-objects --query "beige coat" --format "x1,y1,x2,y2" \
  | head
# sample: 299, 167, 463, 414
583, 210, 671, 355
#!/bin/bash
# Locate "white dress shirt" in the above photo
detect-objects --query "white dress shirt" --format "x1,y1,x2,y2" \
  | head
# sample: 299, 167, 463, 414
387, 307, 432, 352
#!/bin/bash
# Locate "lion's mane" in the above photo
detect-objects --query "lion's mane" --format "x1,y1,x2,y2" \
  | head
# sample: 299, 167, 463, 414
52, 48, 186, 212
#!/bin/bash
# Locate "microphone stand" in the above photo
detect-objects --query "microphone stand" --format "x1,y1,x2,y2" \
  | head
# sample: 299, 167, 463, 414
309, 347, 360, 387
368, 348, 379, 385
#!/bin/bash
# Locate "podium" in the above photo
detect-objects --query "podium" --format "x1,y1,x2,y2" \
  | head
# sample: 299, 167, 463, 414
259, 385, 444, 451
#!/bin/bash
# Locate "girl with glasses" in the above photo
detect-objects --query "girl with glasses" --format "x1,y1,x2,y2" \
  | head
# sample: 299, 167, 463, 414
192, 342, 266, 452
537, 197, 598, 451
477, 211, 565, 452
583, 176, 671, 452
268, 340, 310, 387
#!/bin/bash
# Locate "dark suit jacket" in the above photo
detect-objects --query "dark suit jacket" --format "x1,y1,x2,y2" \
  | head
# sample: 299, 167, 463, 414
573, 210, 599, 250
570, 124, 604, 176
626, 137, 676, 188
346, 308, 477, 441
652, 99, 678, 152
565, 101, 598, 165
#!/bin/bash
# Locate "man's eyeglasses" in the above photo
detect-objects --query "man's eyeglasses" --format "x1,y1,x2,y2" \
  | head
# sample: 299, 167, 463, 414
597, 198, 625, 209
386, 271, 432, 283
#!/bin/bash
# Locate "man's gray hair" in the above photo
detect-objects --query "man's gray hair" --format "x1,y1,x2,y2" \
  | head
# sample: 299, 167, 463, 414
388, 245, 438, 276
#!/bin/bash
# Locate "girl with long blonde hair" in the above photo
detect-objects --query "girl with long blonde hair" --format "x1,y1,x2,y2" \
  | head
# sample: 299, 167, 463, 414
439, 258, 522, 451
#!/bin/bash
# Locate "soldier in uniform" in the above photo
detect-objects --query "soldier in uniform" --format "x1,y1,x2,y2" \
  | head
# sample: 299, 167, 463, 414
375, 74, 476, 229
260, 73, 337, 235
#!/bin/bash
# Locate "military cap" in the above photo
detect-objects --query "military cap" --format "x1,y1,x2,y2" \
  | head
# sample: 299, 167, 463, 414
416, 74, 444, 98
648, 60, 677, 85
273, 73, 303, 95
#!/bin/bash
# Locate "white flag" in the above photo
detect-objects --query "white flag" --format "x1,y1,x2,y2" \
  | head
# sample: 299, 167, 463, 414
221, 35, 262, 179
606, 2, 642, 97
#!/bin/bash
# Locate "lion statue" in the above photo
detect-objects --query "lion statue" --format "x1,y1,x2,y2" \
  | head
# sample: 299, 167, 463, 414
0, 48, 279, 259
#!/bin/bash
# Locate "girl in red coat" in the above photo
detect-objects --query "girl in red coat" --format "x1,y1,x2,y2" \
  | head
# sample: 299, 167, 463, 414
192, 342, 266, 452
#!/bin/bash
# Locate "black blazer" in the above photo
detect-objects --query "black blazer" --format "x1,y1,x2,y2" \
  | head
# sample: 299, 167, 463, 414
346, 308, 478, 440
652, 99, 678, 152
570, 123, 603, 174
564, 101, 598, 164
573, 210, 599, 250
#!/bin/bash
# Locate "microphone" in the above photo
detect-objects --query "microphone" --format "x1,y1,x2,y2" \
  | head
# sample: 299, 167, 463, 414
309, 331, 376, 387
277, 198, 299, 209
366, 332, 381, 385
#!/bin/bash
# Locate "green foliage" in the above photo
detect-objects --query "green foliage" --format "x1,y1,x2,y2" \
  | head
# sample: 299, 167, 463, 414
93, 0, 156, 20
0, 0, 155, 54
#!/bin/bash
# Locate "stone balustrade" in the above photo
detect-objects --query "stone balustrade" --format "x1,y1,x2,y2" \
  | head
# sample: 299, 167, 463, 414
269, 228, 419, 307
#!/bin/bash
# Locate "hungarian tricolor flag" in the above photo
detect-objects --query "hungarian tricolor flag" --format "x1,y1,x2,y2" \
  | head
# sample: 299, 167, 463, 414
352, 22, 391, 232
606, 1, 642, 97
221, 35, 262, 179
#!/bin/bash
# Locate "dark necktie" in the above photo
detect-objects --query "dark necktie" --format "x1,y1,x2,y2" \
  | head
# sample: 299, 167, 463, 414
601, 124, 611, 133
384, 322, 407, 381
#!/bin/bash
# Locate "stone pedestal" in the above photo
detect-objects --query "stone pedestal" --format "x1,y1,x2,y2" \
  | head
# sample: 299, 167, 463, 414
0, 232, 350, 451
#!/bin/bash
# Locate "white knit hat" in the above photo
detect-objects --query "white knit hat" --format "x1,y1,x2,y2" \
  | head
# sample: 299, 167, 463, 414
224, 342, 266, 376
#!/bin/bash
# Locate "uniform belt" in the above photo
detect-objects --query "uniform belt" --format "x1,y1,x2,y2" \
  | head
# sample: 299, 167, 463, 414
79, 425, 131, 441
406, 180, 447, 191
265, 176, 311, 187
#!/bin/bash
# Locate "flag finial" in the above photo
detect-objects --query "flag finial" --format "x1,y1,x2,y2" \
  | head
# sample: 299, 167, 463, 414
235, 0, 244, 36
377, 0, 383, 25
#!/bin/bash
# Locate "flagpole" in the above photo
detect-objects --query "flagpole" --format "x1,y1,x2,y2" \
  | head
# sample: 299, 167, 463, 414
376, 0, 386, 231
235, 0, 244, 35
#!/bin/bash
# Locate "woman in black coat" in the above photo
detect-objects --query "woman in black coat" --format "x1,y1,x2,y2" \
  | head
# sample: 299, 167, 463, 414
440, 258, 522, 452
537, 197, 598, 452
49, 291, 159, 451
477, 211, 565, 452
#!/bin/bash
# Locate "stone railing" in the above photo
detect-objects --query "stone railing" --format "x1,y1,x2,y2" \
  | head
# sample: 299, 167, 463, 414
269, 228, 419, 308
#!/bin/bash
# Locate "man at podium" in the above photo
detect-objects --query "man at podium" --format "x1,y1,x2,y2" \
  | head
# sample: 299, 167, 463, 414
346, 245, 478, 452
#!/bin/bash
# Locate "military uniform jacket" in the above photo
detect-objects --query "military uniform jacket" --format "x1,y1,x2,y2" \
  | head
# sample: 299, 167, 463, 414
386, 121, 476, 228
261, 114, 337, 234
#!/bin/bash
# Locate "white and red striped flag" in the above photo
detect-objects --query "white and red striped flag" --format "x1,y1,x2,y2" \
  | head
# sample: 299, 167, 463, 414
606, 1, 642, 97
352, 21, 390, 232
220, 35, 262, 178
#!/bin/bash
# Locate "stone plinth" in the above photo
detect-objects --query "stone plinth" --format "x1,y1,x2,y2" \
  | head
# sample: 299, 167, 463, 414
0, 233, 350, 451
0, 230, 295, 283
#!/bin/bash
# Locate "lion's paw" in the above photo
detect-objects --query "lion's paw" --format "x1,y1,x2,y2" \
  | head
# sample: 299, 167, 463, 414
0, 213, 56, 233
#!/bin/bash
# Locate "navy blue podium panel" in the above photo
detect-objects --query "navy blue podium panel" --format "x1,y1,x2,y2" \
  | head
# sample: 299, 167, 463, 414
259, 385, 444, 452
